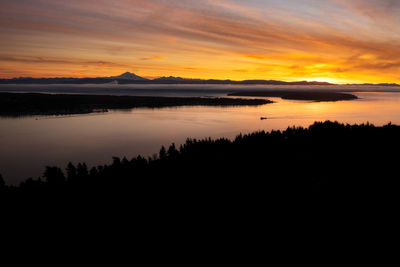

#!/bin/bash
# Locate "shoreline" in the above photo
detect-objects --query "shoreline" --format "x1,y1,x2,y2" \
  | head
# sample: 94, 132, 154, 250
228, 90, 358, 102
0, 92, 272, 117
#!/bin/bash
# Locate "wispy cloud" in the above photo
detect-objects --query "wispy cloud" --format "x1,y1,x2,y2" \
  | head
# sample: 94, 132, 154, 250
0, 0, 399, 82
140, 56, 167, 60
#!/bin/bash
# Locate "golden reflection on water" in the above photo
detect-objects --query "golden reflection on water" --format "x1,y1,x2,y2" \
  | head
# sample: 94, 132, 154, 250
252, 92, 400, 129
1, 92, 400, 184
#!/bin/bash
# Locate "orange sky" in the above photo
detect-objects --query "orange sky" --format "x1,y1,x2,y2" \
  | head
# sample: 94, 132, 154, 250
1, 0, 400, 83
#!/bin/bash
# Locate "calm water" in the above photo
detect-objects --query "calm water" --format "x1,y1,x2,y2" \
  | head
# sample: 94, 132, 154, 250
1, 91, 400, 184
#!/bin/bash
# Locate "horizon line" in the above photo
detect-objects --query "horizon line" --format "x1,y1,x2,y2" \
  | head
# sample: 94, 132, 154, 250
2, 72, 400, 86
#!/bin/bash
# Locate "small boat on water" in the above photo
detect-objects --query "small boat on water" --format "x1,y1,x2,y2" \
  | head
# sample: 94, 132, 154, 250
260, 117, 268, 120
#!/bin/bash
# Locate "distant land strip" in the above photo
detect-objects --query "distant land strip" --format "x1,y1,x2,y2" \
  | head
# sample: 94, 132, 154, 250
0, 92, 272, 116
228, 91, 358, 102
0, 77, 332, 86
1, 73, 399, 86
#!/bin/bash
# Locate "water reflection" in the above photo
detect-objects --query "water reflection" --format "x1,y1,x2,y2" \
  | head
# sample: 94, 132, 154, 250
1, 92, 399, 184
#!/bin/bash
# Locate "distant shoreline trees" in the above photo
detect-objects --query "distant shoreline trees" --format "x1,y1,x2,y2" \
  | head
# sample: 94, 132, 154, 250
0, 92, 272, 116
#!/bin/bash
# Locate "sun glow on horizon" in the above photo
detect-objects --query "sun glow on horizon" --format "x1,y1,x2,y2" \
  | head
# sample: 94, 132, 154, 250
300, 77, 352, 84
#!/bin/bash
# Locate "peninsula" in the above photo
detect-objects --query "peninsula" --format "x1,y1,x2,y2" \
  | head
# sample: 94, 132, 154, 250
0, 92, 272, 116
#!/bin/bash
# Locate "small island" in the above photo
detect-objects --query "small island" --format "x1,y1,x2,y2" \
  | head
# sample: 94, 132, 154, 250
0, 92, 272, 116
228, 90, 358, 102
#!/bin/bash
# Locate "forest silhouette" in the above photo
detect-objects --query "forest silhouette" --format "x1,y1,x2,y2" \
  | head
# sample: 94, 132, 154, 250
1, 120, 399, 211
0, 92, 271, 116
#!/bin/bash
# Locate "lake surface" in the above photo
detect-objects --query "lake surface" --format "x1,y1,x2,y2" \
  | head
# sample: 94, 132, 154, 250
1, 91, 400, 184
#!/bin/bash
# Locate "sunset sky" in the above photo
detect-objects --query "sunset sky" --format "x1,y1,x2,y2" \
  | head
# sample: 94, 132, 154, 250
1, 0, 400, 83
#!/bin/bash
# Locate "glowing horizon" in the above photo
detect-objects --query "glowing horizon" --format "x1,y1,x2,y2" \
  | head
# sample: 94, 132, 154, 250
1, 0, 400, 84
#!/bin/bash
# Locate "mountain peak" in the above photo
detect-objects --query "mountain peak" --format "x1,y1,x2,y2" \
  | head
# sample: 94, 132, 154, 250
110, 72, 148, 80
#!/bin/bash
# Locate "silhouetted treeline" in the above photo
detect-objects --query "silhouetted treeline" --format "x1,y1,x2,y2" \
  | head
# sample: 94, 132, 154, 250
0, 92, 271, 116
1, 121, 400, 210
229, 90, 358, 101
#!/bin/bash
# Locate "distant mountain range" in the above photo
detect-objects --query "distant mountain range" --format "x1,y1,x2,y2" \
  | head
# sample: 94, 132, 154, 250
0, 72, 399, 86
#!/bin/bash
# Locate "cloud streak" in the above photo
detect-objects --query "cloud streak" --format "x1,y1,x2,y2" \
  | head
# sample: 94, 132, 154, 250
0, 0, 399, 82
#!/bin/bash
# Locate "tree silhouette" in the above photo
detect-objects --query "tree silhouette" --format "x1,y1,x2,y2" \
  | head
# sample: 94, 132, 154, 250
0, 174, 5, 189
44, 166, 65, 185
159, 146, 167, 159
167, 143, 178, 158
77, 163, 88, 178
66, 162, 77, 182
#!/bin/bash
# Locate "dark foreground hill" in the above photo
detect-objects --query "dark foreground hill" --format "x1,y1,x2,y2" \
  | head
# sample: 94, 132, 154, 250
1, 121, 399, 211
